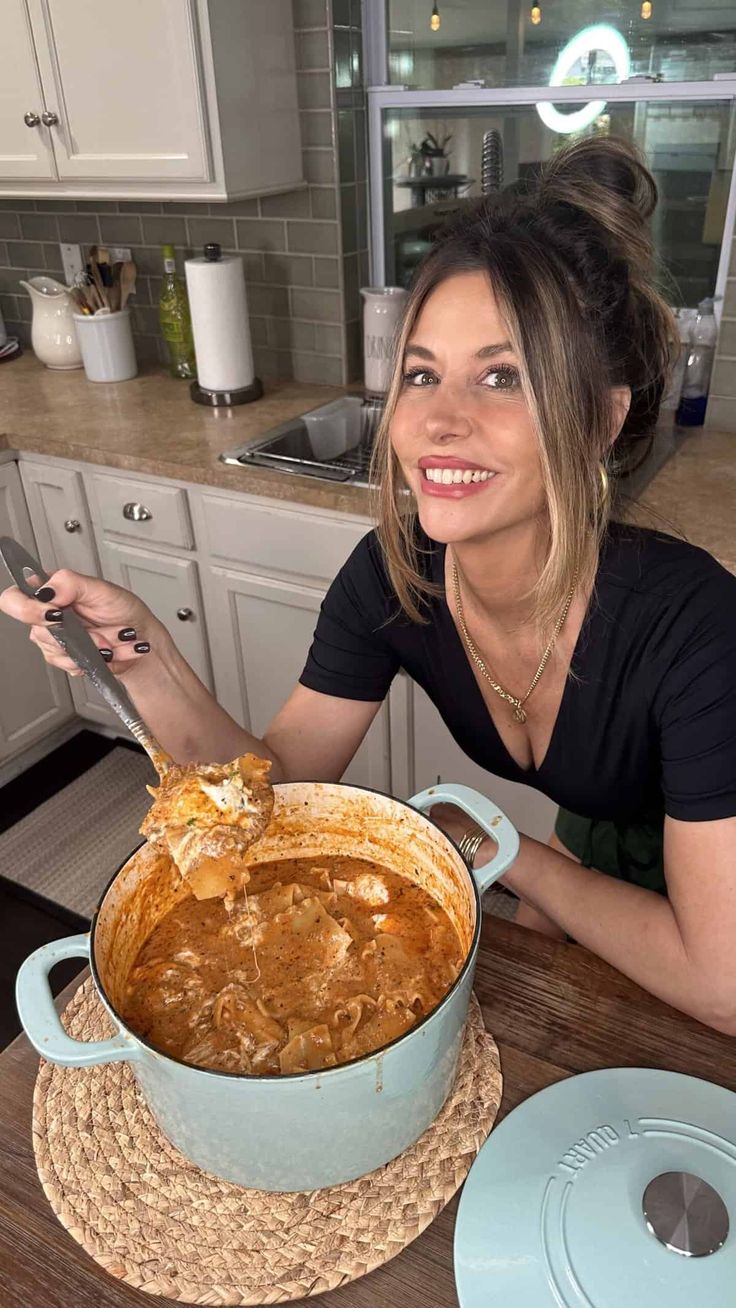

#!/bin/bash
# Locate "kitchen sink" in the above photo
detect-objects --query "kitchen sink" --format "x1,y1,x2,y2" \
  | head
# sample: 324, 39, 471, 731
219, 395, 383, 486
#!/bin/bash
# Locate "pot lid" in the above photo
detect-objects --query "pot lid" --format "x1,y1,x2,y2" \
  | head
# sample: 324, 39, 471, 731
454, 1067, 736, 1307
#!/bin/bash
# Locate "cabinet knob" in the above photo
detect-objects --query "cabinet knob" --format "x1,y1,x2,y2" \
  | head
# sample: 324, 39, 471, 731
41, 110, 59, 127
122, 502, 153, 522
64, 518, 81, 533
24, 111, 41, 127
177, 607, 193, 621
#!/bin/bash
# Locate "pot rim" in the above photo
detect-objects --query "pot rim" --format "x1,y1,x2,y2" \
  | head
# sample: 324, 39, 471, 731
89, 780, 482, 1084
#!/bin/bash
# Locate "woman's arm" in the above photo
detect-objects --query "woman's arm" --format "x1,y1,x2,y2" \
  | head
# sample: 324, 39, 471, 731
0, 568, 382, 781
122, 634, 381, 780
498, 815, 736, 1034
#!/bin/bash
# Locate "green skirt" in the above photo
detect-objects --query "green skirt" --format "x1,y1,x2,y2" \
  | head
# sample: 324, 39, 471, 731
554, 806, 666, 896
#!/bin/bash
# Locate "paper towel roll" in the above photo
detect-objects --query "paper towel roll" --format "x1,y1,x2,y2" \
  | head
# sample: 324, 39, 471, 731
185, 251, 255, 394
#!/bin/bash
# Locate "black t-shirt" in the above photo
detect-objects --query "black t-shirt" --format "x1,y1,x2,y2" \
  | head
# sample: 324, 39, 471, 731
300, 522, 736, 825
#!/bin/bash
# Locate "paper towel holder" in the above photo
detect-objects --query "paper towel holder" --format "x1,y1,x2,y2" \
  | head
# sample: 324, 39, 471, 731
189, 242, 264, 407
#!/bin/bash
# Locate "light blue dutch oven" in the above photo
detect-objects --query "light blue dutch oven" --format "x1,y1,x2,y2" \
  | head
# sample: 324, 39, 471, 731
16, 780, 518, 1193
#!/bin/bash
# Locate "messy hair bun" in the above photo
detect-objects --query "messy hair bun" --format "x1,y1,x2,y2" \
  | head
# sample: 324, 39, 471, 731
531, 135, 675, 441
372, 134, 677, 631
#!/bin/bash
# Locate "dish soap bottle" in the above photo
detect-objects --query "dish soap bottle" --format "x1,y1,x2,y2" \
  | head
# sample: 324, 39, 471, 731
676, 297, 717, 427
159, 244, 196, 380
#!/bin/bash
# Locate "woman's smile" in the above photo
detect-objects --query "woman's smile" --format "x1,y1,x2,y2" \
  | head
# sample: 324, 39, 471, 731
418, 454, 499, 497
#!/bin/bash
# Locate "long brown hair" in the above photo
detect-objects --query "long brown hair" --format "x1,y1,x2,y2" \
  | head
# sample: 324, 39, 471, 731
370, 135, 676, 630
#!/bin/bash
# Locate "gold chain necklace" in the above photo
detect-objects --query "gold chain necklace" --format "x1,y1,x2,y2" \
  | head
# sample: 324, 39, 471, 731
451, 557, 578, 725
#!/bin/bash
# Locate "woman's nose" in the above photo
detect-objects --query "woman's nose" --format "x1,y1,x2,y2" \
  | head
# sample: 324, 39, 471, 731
422, 397, 473, 444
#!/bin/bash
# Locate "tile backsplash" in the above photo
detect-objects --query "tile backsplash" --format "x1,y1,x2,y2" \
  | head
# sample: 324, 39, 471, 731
0, 0, 369, 389
705, 240, 736, 432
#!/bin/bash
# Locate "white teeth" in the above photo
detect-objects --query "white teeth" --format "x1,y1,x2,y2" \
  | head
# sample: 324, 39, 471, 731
423, 466, 495, 484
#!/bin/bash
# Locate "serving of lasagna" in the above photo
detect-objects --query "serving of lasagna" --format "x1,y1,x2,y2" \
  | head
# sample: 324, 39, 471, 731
139, 752, 273, 903
120, 854, 465, 1076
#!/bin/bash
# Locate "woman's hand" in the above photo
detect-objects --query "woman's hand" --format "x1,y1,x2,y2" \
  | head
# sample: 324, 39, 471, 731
0, 567, 167, 679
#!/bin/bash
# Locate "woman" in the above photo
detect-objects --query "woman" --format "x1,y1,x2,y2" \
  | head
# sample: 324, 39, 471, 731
3, 138, 736, 1032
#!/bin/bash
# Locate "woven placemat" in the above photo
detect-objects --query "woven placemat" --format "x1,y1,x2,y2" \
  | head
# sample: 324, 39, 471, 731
33, 981, 501, 1305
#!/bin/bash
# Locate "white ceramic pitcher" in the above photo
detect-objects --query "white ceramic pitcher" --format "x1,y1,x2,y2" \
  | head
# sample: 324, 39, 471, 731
18, 275, 82, 370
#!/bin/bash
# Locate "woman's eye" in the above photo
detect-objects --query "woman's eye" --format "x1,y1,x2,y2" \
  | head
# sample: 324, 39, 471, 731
402, 368, 435, 386
482, 366, 520, 391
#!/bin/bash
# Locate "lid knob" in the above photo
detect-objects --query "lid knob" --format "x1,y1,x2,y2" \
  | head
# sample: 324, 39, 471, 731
203, 242, 222, 261
642, 1172, 729, 1257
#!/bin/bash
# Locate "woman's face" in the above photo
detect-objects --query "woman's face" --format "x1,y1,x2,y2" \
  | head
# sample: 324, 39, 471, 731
390, 270, 547, 548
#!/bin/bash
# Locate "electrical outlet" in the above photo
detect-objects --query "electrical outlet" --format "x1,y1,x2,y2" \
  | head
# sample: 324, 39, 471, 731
109, 247, 132, 263
60, 243, 84, 285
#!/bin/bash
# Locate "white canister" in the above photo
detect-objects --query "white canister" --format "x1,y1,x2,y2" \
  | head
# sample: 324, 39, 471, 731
360, 286, 408, 395
73, 309, 138, 383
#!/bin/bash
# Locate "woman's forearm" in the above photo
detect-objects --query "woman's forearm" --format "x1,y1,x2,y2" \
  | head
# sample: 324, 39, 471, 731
501, 835, 724, 1029
122, 623, 284, 775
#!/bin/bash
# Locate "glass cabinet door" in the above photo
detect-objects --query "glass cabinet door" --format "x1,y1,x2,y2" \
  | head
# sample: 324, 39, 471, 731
382, 99, 734, 310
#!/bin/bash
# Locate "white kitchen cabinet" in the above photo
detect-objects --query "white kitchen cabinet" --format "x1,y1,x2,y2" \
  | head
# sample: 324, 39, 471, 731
0, 461, 73, 765
100, 540, 213, 690
0, 2, 56, 181
2, 0, 303, 201
19, 460, 118, 729
203, 565, 391, 792
396, 678, 558, 844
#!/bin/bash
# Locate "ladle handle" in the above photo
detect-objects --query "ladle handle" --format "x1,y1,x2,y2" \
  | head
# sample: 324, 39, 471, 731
15, 935, 142, 1068
409, 782, 520, 894
0, 535, 168, 773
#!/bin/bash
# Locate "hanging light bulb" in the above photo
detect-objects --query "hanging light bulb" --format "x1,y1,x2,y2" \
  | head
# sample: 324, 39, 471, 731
530, 5, 542, 25
641, 0, 652, 16
430, 4, 440, 31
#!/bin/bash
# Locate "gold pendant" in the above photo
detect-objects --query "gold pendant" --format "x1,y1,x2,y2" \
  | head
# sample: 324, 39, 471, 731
513, 705, 527, 724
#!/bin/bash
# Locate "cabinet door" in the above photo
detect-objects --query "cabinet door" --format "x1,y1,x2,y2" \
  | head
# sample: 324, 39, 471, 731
19, 460, 117, 728
28, 0, 210, 182
0, 0, 56, 180
401, 679, 557, 844
204, 566, 391, 792
100, 541, 212, 690
0, 462, 73, 763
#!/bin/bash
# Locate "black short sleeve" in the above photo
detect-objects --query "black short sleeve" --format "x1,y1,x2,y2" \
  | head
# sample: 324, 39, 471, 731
650, 562, 736, 821
299, 531, 400, 702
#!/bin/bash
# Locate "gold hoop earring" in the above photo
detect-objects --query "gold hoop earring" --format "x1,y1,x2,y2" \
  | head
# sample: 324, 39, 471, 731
598, 462, 610, 508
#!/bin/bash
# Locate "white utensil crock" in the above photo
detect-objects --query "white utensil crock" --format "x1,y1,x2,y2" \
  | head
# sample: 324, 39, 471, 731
73, 308, 138, 382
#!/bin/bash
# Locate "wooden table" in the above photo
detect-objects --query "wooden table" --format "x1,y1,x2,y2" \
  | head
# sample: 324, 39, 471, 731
3, 915, 736, 1308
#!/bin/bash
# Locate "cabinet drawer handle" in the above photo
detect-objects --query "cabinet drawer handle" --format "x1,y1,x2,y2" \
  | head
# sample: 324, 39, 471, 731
24, 111, 41, 127
122, 502, 153, 522
64, 518, 81, 533
41, 109, 59, 127
177, 607, 193, 621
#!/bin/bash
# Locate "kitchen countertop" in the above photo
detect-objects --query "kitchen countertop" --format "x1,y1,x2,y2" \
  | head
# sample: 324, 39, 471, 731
4, 914, 736, 1308
0, 355, 733, 568
0, 354, 373, 516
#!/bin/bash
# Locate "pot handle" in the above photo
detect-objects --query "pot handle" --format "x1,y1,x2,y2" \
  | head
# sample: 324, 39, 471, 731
16, 934, 142, 1067
409, 783, 520, 895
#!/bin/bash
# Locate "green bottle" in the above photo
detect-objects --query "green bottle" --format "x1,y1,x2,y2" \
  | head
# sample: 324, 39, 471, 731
159, 244, 196, 379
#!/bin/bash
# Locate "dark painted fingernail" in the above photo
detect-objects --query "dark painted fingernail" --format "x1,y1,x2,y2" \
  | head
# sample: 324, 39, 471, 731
44, 608, 64, 622
118, 627, 137, 641
35, 586, 55, 602
134, 641, 150, 654
99, 648, 113, 661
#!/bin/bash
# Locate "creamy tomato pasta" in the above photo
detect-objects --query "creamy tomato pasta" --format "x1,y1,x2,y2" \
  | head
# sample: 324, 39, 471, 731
121, 855, 464, 1075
